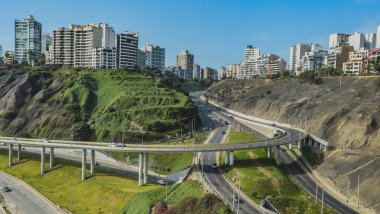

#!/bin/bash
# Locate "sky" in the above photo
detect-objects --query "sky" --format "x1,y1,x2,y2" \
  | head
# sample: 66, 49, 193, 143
1, 0, 380, 69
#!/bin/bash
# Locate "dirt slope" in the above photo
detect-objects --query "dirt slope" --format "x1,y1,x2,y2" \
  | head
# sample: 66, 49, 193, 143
205, 77, 380, 210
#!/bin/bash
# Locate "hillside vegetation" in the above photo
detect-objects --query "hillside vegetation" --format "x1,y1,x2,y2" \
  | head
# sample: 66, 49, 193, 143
0, 69, 200, 142
205, 77, 380, 210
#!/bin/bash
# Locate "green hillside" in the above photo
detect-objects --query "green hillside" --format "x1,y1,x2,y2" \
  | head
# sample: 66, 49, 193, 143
0, 69, 200, 142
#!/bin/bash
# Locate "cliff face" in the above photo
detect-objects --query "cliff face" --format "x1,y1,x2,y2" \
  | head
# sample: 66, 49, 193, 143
0, 69, 199, 142
205, 77, 380, 209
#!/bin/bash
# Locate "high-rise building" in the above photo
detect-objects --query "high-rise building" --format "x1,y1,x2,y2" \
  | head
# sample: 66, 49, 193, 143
91, 47, 117, 69
140, 45, 165, 73
116, 32, 139, 69
364, 33, 376, 50
329, 33, 350, 50
219, 66, 227, 79
0, 45, 3, 62
244, 45, 260, 60
325, 46, 354, 71
50, 27, 74, 66
289, 44, 312, 74
203, 67, 217, 80
176, 50, 194, 78
193, 64, 201, 79
137, 49, 146, 70
41, 34, 52, 54
301, 49, 327, 73
71, 23, 109, 68
15, 15, 42, 66
377, 26, 380, 48
349, 32, 365, 51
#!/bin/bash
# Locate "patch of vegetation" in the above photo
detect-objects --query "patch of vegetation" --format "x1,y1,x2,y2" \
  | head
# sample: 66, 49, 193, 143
181, 79, 213, 92
154, 193, 230, 214
121, 180, 204, 214
299, 70, 323, 85
0, 151, 158, 213
220, 131, 335, 214
299, 147, 322, 166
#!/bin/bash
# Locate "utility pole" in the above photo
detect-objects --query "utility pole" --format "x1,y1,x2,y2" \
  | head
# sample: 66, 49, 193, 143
232, 190, 235, 212
237, 182, 241, 214
357, 175, 360, 209
166, 179, 168, 204
347, 180, 350, 203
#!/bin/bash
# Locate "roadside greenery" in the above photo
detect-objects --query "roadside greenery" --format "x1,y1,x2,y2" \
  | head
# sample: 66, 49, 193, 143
220, 130, 335, 214
0, 151, 159, 213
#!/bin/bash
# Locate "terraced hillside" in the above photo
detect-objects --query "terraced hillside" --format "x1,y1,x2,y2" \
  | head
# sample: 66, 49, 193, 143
0, 69, 200, 142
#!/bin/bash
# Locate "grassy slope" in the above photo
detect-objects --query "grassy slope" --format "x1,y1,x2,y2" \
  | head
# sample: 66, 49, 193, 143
220, 131, 335, 214
31, 69, 195, 141
0, 151, 158, 213
121, 180, 203, 213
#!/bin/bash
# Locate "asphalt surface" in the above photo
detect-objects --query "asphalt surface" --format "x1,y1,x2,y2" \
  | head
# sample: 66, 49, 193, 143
191, 91, 358, 214
0, 172, 60, 214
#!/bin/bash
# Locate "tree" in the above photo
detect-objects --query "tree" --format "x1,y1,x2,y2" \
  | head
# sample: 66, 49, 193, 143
28, 50, 35, 66
318, 66, 340, 77
299, 70, 322, 84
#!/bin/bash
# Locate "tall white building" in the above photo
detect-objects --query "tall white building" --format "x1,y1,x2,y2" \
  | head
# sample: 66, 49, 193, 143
137, 49, 146, 70
349, 32, 365, 51
329, 33, 350, 50
15, 15, 42, 65
289, 44, 312, 74
140, 44, 165, 73
91, 48, 117, 69
377, 26, 380, 48
364, 33, 376, 50
301, 49, 327, 73
116, 32, 139, 69
227, 64, 240, 79
244, 45, 260, 60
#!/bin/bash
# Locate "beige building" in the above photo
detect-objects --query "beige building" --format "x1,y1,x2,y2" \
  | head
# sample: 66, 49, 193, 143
325, 46, 354, 71
343, 50, 368, 75
4, 51, 15, 65
176, 50, 194, 78
50, 27, 74, 66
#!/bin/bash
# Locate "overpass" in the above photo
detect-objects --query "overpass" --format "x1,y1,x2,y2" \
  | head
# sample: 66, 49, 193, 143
0, 117, 310, 186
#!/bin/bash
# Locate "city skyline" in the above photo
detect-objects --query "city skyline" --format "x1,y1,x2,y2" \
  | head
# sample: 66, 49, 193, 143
0, 0, 380, 68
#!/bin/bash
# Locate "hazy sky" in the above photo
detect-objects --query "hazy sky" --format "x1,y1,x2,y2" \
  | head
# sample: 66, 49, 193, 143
1, 0, 380, 68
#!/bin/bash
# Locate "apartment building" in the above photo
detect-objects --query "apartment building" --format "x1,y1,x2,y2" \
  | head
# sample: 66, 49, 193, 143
377, 26, 380, 48
176, 50, 194, 78
116, 32, 139, 69
300, 46, 327, 73
4, 51, 15, 65
342, 50, 368, 75
41, 34, 51, 54
140, 44, 165, 73
368, 48, 380, 73
50, 27, 74, 66
91, 47, 117, 69
203, 67, 217, 80
226, 64, 240, 79
193, 64, 201, 79
289, 44, 311, 74
325, 46, 354, 71
15, 15, 42, 65
329, 33, 350, 50
137, 49, 146, 70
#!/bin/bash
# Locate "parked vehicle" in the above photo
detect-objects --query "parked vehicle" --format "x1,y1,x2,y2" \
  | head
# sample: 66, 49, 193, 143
212, 163, 218, 169
222, 131, 226, 134
43, 138, 51, 144
108, 142, 117, 147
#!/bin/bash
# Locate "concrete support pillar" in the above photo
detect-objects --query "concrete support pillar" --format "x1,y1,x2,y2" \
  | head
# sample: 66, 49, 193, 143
49, 147, 54, 168
309, 138, 312, 146
289, 143, 293, 149
90, 149, 95, 175
8, 144, 13, 167
17, 144, 21, 162
81, 149, 86, 181
41, 146, 45, 175
298, 140, 302, 149
143, 153, 148, 184
229, 151, 234, 166
319, 143, 323, 150
138, 152, 144, 186
225, 150, 230, 165
267, 147, 272, 158
314, 141, 317, 147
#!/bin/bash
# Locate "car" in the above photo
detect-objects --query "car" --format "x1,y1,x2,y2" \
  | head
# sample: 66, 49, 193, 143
280, 147, 286, 152
43, 138, 51, 144
94, 162, 100, 166
212, 163, 218, 169
3, 187, 11, 192
232, 196, 238, 203
117, 143, 126, 147
225, 121, 229, 125
157, 179, 167, 185
222, 131, 226, 134
108, 142, 117, 147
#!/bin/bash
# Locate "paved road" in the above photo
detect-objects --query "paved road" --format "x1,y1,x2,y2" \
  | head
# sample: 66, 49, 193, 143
0, 172, 61, 214
192, 93, 263, 214
193, 92, 359, 214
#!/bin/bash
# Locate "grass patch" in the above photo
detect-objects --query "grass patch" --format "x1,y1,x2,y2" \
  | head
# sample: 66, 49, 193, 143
0, 151, 158, 213
121, 180, 203, 213
220, 131, 335, 214
300, 147, 322, 166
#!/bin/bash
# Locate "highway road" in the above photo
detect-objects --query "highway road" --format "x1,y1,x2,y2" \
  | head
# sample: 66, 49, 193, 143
192, 91, 359, 214
0, 171, 61, 214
